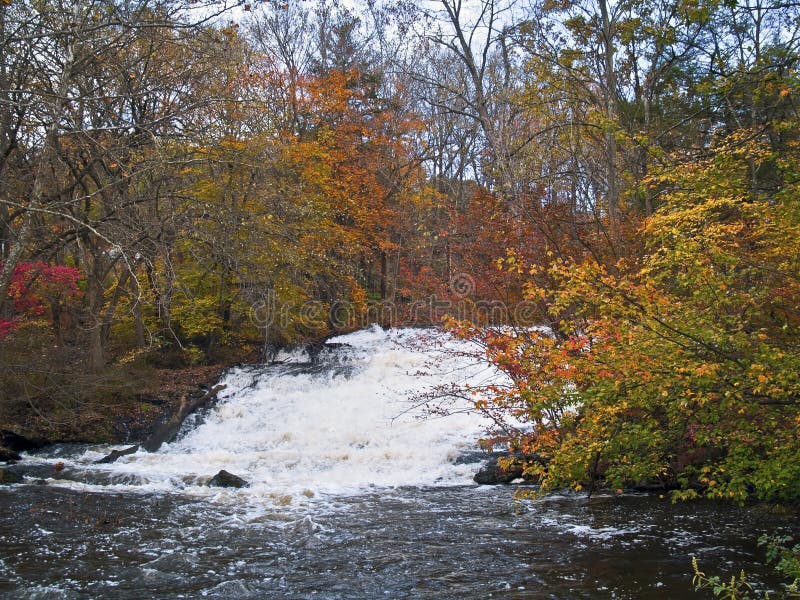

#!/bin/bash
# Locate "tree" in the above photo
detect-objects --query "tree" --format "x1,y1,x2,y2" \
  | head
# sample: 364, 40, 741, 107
404, 0, 524, 196
0, 261, 82, 342
447, 111, 800, 501
0, 0, 252, 369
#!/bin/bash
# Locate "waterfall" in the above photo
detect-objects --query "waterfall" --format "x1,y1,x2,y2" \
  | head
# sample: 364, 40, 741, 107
38, 326, 498, 504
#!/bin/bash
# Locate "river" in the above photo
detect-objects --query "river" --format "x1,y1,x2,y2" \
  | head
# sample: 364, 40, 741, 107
1, 326, 797, 598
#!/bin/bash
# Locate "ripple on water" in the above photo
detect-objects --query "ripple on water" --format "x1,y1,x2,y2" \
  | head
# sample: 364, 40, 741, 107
3, 328, 799, 597
1, 484, 799, 599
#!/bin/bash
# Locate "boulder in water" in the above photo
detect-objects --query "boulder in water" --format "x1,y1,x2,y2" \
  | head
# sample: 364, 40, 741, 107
94, 445, 139, 464
0, 468, 23, 484
0, 429, 47, 452
208, 470, 249, 488
474, 453, 543, 485
0, 446, 21, 462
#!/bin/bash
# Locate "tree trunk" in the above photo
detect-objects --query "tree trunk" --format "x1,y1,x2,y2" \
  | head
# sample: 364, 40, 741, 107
134, 299, 146, 348
132, 274, 146, 348
102, 266, 130, 345
599, 0, 619, 233
380, 250, 387, 300
87, 269, 105, 372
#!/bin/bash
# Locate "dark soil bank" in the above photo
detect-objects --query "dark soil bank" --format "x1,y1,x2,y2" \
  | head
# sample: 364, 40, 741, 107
0, 361, 240, 460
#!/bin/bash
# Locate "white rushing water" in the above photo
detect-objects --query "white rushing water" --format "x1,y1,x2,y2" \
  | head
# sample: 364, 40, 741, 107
32, 326, 501, 505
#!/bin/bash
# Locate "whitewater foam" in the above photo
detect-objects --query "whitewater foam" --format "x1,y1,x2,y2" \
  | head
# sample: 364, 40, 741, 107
25, 326, 501, 505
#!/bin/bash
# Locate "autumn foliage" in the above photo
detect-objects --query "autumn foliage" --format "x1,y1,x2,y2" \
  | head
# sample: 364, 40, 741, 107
0, 262, 82, 340
447, 123, 800, 502
1, 0, 799, 504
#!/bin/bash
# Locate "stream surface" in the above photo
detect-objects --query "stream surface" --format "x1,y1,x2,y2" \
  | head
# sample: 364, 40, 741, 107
1, 326, 797, 598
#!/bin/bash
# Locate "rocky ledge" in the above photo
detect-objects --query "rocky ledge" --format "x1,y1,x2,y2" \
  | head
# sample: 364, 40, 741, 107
0, 364, 236, 464
0, 468, 23, 485
473, 452, 545, 485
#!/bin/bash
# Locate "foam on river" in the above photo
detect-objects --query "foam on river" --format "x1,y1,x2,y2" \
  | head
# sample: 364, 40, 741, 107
26, 326, 499, 504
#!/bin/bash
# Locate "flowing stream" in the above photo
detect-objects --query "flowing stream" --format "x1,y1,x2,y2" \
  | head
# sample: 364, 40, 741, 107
1, 326, 797, 598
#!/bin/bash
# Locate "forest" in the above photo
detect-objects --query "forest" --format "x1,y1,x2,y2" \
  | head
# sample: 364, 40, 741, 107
0, 0, 798, 505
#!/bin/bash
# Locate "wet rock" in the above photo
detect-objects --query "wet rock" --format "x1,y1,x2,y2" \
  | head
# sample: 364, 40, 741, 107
0, 430, 48, 452
94, 445, 139, 464
208, 470, 249, 488
474, 458, 521, 485
2, 463, 53, 480
302, 333, 353, 363
0, 446, 21, 462
453, 451, 488, 465
474, 453, 543, 485
0, 468, 23, 484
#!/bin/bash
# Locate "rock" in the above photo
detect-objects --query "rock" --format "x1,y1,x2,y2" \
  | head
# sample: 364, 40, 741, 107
308, 341, 351, 363
473, 453, 543, 485
94, 445, 139, 464
0, 468, 23, 485
474, 458, 522, 484
0, 430, 48, 452
453, 451, 488, 465
0, 446, 21, 462
207, 470, 249, 488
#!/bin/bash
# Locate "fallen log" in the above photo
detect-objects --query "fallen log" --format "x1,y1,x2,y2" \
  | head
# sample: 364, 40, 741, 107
141, 384, 226, 452
94, 445, 140, 464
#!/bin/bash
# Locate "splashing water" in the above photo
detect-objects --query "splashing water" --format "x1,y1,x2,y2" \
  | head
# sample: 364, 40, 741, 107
5, 327, 799, 599
23, 326, 499, 505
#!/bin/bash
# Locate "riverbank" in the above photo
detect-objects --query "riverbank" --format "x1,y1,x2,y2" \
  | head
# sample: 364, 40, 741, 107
0, 339, 259, 458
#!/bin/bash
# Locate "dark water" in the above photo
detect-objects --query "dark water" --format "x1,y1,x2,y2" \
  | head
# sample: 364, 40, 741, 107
0, 483, 797, 599
2, 332, 798, 598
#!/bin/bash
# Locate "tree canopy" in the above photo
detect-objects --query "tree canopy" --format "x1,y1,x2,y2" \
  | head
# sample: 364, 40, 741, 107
0, 0, 798, 502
